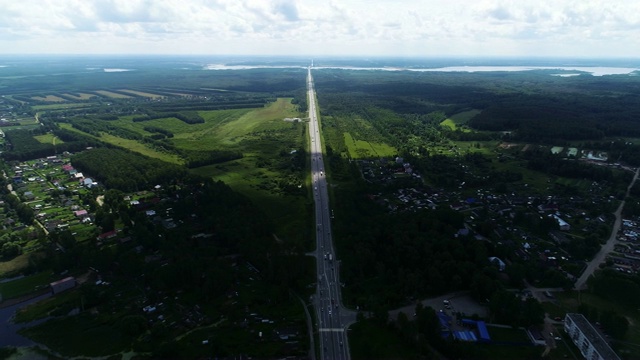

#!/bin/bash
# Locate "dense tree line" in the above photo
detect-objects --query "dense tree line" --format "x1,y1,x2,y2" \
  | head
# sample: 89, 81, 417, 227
182, 149, 244, 168
525, 151, 628, 184
2, 129, 101, 162
577, 302, 629, 340
336, 195, 492, 308
143, 126, 174, 138
588, 269, 640, 309
133, 111, 205, 124
71, 148, 187, 191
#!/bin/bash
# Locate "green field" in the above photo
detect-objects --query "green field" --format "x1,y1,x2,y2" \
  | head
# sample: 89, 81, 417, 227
187, 98, 310, 245
56, 98, 310, 245
343, 132, 396, 159
0, 270, 53, 300
0, 253, 34, 277
440, 109, 481, 130
33, 133, 63, 145
58, 123, 183, 164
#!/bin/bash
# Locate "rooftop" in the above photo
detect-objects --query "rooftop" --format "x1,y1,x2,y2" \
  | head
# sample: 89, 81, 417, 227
567, 313, 620, 360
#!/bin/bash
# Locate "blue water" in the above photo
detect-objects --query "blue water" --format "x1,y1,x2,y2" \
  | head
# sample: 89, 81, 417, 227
0, 293, 52, 347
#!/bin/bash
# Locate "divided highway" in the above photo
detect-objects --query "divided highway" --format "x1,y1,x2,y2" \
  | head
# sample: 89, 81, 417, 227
307, 67, 355, 360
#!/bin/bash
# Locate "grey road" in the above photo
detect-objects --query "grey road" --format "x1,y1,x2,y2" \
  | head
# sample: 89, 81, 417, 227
574, 167, 640, 290
307, 66, 356, 360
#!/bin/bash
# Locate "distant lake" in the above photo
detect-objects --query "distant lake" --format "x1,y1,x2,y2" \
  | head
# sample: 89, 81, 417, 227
103, 68, 133, 72
204, 64, 639, 76
408, 66, 640, 76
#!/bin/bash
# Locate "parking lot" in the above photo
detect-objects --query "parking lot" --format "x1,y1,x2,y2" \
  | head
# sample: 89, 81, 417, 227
390, 291, 489, 321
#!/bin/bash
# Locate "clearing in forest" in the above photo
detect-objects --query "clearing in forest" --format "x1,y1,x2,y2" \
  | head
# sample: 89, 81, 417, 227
440, 109, 481, 130
34, 133, 63, 145
343, 132, 396, 159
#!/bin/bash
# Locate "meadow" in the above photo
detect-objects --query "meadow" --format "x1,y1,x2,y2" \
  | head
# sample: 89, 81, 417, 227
0, 270, 53, 300
54, 97, 311, 245
440, 109, 481, 131
343, 132, 396, 159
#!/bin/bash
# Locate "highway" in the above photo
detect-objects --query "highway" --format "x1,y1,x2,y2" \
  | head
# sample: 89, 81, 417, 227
307, 66, 355, 360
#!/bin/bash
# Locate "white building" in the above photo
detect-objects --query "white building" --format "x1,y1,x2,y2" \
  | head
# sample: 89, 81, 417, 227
564, 313, 620, 360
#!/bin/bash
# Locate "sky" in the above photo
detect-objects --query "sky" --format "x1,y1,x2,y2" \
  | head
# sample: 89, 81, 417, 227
0, 0, 639, 58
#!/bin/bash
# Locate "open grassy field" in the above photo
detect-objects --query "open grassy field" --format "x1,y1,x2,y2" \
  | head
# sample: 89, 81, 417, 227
32, 103, 94, 111
0, 270, 53, 300
118, 89, 164, 98
192, 160, 312, 247
215, 98, 299, 144
109, 98, 298, 151
60, 98, 310, 245
58, 123, 183, 164
186, 98, 311, 245
94, 90, 131, 99
34, 133, 63, 145
440, 109, 481, 130
0, 253, 33, 278
62, 93, 96, 100
31, 95, 66, 102
343, 132, 396, 159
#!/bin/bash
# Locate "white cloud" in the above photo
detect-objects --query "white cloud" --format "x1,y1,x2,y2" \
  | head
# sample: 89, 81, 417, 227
0, 0, 638, 57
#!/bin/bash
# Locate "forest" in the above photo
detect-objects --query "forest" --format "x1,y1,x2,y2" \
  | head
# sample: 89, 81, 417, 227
3, 61, 640, 358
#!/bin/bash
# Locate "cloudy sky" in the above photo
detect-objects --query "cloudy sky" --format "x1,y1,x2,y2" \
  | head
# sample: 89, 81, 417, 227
0, 0, 639, 57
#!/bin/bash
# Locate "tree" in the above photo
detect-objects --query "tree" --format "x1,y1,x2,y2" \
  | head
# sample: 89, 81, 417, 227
1, 242, 21, 260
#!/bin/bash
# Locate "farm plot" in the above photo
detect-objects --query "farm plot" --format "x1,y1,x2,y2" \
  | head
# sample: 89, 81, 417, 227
62, 93, 95, 100
94, 90, 132, 99
31, 95, 66, 102
117, 89, 164, 99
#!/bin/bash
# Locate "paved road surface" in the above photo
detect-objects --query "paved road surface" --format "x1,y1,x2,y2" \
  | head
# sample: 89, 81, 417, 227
307, 66, 357, 360
575, 167, 640, 290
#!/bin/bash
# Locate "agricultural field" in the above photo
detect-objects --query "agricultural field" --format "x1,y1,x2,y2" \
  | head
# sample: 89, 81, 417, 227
31, 95, 66, 102
62, 93, 95, 100
93, 90, 131, 99
117, 89, 164, 98
32, 103, 93, 111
